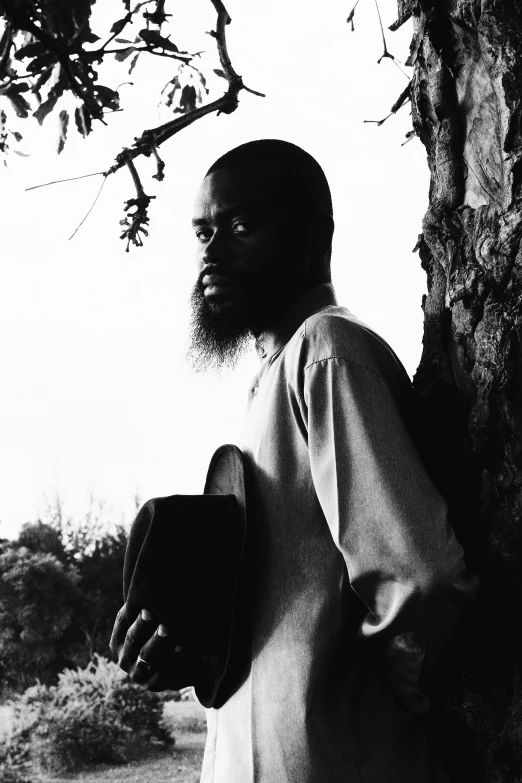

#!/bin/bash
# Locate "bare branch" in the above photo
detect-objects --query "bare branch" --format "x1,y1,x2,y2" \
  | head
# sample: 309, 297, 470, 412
374, 0, 388, 60
364, 80, 411, 126
101, 46, 193, 63
346, 0, 361, 32
389, 3, 412, 33
69, 175, 109, 240
119, 159, 155, 251
390, 80, 411, 113
373, 0, 409, 78
151, 144, 165, 181
26, 171, 107, 191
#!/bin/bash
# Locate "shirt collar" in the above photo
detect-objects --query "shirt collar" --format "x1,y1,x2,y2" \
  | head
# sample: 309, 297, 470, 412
254, 282, 338, 361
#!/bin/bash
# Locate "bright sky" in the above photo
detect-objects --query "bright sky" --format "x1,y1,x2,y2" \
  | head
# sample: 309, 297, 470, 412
0, 0, 429, 539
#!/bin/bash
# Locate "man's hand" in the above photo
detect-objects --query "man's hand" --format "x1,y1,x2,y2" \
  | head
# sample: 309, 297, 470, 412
110, 605, 200, 692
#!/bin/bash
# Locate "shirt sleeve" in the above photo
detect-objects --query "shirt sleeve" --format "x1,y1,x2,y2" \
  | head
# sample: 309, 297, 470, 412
303, 355, 478, 714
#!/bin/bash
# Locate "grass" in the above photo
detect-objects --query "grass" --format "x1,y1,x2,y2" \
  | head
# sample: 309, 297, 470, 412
38, 735, 205, 783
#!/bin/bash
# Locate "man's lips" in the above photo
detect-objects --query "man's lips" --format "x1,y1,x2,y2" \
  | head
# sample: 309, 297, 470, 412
202, 272, 237, 299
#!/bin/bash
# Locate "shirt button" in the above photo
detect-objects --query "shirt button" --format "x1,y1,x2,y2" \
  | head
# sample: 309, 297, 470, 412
251, 384, 259, 396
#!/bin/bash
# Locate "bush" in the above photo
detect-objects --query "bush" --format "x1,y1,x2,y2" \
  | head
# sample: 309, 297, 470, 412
4, 655, 173, 775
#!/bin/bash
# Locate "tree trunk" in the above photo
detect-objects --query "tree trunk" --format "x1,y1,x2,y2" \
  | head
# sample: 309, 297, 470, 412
398, 1, 522, 780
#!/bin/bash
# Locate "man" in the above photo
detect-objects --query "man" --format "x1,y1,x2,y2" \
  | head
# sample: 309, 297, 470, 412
111, 140, 477, 782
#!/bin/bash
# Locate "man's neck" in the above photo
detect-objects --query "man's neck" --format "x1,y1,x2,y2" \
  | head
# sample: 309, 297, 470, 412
253, 282, 338, 361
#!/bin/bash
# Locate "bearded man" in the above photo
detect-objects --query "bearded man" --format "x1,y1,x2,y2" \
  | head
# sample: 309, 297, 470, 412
111, 139, 477, 783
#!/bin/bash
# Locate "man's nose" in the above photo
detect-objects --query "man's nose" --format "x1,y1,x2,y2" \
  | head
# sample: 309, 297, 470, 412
201, 229, 227, 265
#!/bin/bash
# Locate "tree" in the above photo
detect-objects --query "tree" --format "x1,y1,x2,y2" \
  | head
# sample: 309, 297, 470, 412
0, 546, 81, 690
1, 0, 522, 779
15, 521, 68, 564
27, 499, 129, 666
381, 2, 522, 780
0, 514, 128, 690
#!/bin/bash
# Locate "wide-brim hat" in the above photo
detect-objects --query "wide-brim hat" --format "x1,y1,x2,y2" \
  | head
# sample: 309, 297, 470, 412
122, 444, 249, 708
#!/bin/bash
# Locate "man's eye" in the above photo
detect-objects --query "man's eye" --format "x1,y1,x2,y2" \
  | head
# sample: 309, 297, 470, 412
195, 229, 212, 242
232, 220, 252, 234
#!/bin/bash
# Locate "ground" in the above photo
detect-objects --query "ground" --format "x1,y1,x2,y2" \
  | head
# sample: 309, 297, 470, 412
39, 734, 205, 783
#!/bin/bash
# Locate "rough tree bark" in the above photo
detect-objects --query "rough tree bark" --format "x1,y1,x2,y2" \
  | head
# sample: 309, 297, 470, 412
398, 1, 522, 780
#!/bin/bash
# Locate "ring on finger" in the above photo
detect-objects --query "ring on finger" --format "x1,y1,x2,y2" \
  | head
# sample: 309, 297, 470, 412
136, 655, 153, 673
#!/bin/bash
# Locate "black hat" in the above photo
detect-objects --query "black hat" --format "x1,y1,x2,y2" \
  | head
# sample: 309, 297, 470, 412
123, 444, 249, 708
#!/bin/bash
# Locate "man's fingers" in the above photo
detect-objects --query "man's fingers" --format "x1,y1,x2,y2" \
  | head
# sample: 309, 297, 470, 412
118, 608, 158, 673
109, 605, 130, 660
129, 624, 174, 685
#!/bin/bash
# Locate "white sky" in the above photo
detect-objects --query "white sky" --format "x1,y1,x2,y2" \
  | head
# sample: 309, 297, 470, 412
0, 0, 429, 539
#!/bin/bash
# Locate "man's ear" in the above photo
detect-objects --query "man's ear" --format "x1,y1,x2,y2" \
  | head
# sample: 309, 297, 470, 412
306, 213, 334, 271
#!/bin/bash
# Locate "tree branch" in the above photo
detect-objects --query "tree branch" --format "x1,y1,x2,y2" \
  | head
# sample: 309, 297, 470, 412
364, 80, 411, 126
119, 159, 155, 251
20, 0, 264, 249
106, 0, 263, 179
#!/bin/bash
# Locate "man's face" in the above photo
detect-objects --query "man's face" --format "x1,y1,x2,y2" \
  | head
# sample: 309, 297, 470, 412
188, 165, 299, 370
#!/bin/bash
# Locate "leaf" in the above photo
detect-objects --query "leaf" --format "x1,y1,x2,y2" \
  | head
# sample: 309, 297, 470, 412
13, 149, 30, 157
176, 84, 197, 114
143, 9, 171, 25
31, 65, 54, 95
199, 73, 209, 94
115, 38, 133, 43
15, 42, 47, 60
161, 75, 180, 108
213, 68, 226, 79
74, 104, 92, 137
56, 109, 69, 154
138, 29, 179, 52
5, 88, 30, 118
114, 47, 135, 62
11, 131, 23, 141
84, 33, 101, 43
94, 84, 120, 110
110, 17, 129, 35
33, 75, 66, 124
27, 52, 56, 73
128, 52, 140, 75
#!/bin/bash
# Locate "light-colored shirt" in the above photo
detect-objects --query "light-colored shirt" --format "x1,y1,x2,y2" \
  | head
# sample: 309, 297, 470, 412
200, 283, 477, 783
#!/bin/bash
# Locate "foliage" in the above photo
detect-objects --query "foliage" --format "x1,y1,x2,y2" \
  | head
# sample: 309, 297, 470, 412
0, 0, 263, 249
0, 500, 129, 692
3, 655, 173, 775
39, 496, 130, 665
0, 546, 81, 690
0, 761, 33, 783
14, 521, 68, 564
0, 0, 207, 149
72, 526, 128, 664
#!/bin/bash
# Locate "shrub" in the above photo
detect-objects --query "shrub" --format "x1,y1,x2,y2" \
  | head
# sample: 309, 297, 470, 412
0, 740, 33, 783
4, 655, 173, 774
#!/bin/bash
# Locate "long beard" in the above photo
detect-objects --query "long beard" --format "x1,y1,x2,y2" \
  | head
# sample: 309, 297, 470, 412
187, 280, 253, 372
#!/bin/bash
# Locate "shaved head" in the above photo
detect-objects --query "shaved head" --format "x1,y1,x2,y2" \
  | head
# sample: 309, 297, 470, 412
207, 139, 333, 228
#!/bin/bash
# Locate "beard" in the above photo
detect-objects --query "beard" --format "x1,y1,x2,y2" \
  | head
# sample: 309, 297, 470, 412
187, 278, 254, 372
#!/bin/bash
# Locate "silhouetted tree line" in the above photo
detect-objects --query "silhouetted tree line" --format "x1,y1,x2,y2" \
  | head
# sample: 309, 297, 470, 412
0, 516, 127, 694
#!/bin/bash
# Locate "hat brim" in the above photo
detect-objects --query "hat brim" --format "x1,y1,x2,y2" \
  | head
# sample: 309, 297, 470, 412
204, 444, 246, 528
